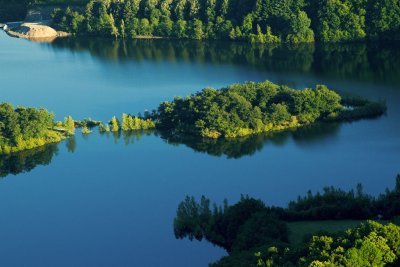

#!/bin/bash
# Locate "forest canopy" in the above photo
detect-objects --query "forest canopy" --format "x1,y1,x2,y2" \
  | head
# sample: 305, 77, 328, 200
50, 0, 400, 42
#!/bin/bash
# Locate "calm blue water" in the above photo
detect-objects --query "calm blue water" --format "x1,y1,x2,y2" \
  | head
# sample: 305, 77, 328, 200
0, 31, 399, 266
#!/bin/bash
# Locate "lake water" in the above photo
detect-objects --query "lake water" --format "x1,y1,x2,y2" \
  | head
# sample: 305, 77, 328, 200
0, 31, 399, 266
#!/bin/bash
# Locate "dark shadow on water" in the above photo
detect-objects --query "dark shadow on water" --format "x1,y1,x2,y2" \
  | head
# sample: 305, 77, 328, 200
157, 122, 341, 159
0, 143, 59, 178
292, 122, 342, 145
93, 122, 341, 159
0, 121, 355, 176
46, 38, 400, 86
66, 136, 77, 153
121, 130, 154, 145
97, 130, 154, 145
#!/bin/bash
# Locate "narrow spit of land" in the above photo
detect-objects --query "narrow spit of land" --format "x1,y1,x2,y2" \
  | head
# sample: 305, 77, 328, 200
0, 80, 386, 155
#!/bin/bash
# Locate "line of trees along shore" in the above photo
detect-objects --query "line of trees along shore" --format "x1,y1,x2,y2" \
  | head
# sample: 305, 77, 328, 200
50, 0, 400, 43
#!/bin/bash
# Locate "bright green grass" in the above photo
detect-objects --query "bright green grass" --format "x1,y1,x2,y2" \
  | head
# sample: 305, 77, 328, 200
287, 220, 365, 246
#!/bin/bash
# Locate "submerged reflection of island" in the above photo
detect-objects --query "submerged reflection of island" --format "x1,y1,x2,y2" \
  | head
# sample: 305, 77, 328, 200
0, 137, 77, 178
0, 143, 59, 177
0, 123, 340, 176
99, 122, 341, 159
158, 122, 341, 159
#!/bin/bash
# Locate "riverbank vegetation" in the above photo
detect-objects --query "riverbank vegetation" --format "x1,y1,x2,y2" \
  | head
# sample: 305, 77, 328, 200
156, 81, 386, 138
50, 0, 400, 42
174, 174, 400, 266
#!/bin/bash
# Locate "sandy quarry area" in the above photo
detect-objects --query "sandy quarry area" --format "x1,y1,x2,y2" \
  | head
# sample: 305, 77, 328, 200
5, 23, 68, 42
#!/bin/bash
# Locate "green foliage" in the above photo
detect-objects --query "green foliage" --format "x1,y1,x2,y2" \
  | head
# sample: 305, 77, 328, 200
52, 7, 85, 33
121, 113, 155, 131
365, 0, 400, 41
0, 103, 65, 154
98, 122, 110, 133
286, 184, 373, 221
156, 81, 345, 138
300, 221, 400, 267
110, 116, 120, 132
249, 25, 281, 43
63, 116, 75, 135
81, 125, 92, 134
49, 0, 399, 42
313, 0, 366, 42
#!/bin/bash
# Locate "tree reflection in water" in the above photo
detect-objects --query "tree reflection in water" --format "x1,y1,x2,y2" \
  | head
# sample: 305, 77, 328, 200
47, 38, 400, 86
158, 122, 341, 158
0, 143, 59, 177
96, 122, 340, 159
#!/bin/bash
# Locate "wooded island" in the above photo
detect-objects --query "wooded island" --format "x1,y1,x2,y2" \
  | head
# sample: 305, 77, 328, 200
0, 80, 385, 154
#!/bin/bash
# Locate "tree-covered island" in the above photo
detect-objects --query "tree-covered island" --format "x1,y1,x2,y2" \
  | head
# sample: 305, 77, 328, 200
155, 80, 386, 138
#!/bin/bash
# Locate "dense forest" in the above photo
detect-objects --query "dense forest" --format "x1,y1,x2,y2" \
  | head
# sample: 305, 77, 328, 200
155, 80, 385, 138
1, 0, 398, 42
48, 0, 400, 42
0, 103, 67, 154
174, 175, 400, 266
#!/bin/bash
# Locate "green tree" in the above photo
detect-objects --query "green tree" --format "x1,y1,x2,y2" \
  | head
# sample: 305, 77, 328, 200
366, 0, 400, 40
205, 0, 217, 22
110, 116, 120, 132
0, 103, 21, 144
173, 19, 188, 38
63, 116, 75, 135
286, 11, 314, 43
120, 19, 126, 38
189, 19, 204, 39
